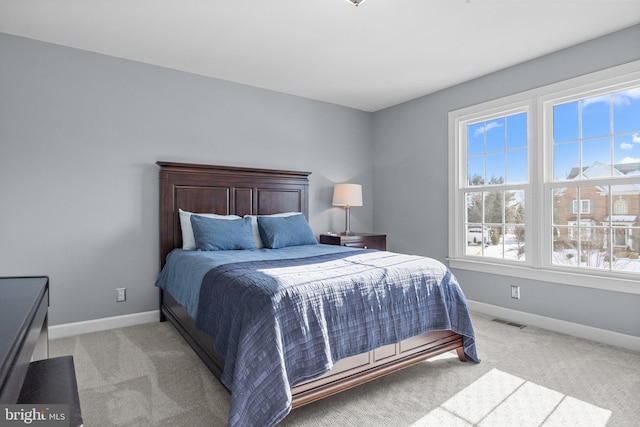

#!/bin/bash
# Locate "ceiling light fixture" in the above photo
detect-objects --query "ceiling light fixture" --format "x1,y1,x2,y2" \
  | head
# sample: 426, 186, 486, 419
345, 0, 367, 6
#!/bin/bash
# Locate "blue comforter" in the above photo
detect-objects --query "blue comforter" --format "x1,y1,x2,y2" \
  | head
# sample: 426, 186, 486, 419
156, 245, 478, 427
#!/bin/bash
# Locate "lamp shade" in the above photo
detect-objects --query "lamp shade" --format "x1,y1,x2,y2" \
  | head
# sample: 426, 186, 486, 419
332, 184, 363, 207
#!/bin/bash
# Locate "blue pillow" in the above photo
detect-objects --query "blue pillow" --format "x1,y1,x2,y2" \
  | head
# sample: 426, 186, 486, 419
190, 215, 256, 251
257, 214, 318, 249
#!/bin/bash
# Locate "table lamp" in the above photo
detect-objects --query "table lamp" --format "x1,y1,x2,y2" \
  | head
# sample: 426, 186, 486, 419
332, 183, 363, 235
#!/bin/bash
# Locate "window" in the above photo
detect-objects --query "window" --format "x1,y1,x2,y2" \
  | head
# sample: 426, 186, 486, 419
549, 87, 640, 274
571, 199, 592, 214
464, 111, 527, 260
613, 198, 628, 215
449, 62, 640, 293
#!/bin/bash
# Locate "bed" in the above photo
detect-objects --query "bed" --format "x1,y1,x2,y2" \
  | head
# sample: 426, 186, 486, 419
155, 161, 478, 427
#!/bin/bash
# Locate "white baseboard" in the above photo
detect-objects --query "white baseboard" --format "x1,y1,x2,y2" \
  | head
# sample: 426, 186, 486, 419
468, 300, 640, 353
46, 304, 640, 353
49, 310, 160, 339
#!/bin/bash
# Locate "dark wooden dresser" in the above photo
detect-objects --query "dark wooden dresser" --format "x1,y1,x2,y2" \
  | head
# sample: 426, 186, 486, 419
0, 277, 83, 426
320, 233, 387, 250
0, 277, 49, 403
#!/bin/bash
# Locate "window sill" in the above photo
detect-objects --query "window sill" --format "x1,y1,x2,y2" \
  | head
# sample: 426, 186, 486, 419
447, 257, 640, 295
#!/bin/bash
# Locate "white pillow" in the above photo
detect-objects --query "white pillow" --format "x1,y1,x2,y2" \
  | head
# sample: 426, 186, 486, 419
179, 209, 241, 250
244, 212, 302, 249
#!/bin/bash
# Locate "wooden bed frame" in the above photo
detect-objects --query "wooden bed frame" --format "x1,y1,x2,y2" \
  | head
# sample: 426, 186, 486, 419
157, 161, 466, 409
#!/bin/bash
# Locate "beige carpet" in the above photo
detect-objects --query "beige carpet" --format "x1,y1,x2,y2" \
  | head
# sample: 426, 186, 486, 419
50, 313, 640, 426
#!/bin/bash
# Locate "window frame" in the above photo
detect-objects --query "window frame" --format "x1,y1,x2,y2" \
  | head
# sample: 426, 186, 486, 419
458, 103, 533, 263
448, 61, 640, 295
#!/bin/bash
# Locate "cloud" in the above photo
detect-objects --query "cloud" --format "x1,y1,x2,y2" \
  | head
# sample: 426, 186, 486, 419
582, 94, 609, 108
473, 121, 503, 138
485, 121, 502, 132
619, 133, 640, 150
613, 87, 640, 107
582, 87, 640, 108
620, 156, 640, 164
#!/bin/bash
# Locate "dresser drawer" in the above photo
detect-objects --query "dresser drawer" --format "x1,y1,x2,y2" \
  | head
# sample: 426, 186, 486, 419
320, 233, 386, 251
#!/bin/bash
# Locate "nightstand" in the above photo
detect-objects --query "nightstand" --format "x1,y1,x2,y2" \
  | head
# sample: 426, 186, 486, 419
319, 233, 386, 250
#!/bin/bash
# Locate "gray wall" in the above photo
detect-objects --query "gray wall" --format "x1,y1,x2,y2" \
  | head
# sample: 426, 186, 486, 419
0, 33, 374, 325
372, 25, 640, 337
2, 25, 639, 337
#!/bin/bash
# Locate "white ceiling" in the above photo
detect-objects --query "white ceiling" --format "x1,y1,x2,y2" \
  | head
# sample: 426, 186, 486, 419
2, 0, 640, 112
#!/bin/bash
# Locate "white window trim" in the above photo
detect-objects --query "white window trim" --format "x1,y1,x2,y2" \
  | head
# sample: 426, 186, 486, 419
448, 60, 640, 295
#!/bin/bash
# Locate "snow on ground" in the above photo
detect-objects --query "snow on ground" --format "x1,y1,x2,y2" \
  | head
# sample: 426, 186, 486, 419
467, 233, 640, 273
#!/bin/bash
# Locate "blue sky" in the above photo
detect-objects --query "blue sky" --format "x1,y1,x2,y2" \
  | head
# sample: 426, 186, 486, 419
467, 112, 527, 185
554, 87, 640, 180
467, 86, 640, 184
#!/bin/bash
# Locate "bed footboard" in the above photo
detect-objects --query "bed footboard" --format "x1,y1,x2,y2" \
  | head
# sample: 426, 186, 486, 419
291, 329, 465, 408
161, 290, 466, 407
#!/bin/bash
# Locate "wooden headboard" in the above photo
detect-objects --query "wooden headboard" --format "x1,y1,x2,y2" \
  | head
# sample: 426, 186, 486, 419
157, 161, 311, 267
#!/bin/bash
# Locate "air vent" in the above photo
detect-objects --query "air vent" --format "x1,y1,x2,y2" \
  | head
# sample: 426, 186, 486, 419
492, 318, 526, 329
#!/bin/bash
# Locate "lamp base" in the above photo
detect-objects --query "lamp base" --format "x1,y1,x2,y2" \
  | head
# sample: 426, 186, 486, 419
342, 206, 355, 236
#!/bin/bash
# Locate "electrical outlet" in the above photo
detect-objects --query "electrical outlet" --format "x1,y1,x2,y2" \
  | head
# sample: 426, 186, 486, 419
116, 288, 126, 302
511, 285, 520, 299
